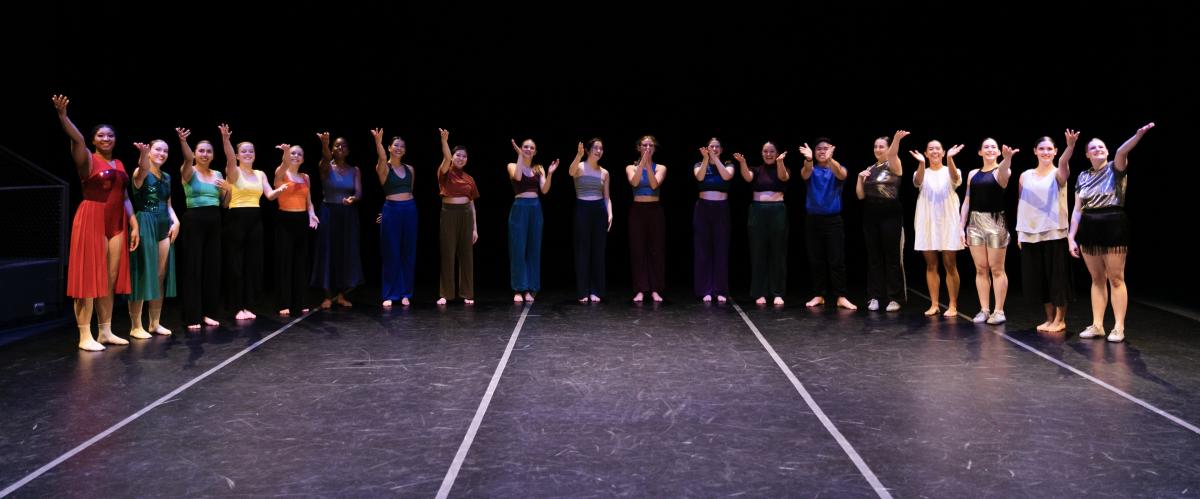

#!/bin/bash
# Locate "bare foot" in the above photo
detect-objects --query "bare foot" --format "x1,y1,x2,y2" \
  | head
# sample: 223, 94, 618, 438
717, 295, 727, 304
187, 324, 202, 330
651, 292, 663, 302
382, 300, 393, 309
702, 294, 712, 303
464, 298, 475, 305
943, 308, 958, 318
129, 328, 152, 340
335, 296, 353, 308
279, 309, 291, 317
836, 297, 857, 310
1045, 322, 1067, 333
1036, 321, 1052, 332
245, 310, 256, 319
578, 297, 590, 303
589, 294, 601, 303
632, 293, 644, 303
203, 317, 220, 326
755, 297, 767, 305
151, 325, 172, 336
436, 297, 447, 306
401, 297, 410, 307
924, 306, 939, 316
320, 299, 333, 310
773, 297, 785, 306
513, 293, 524, 303
78, 339, 105, 351
805, 296, 824, 307
524, 292, 535, 302
235, 310, 250, 320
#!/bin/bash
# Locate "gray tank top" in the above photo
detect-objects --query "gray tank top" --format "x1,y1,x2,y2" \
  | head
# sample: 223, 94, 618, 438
574, 168, 604, 198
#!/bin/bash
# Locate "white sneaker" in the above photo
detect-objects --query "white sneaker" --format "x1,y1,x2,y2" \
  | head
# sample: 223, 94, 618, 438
986, 311, 1006, 324
867, 299, 880, 311
972, 309, 990, 323
885, 301, 901, 312
1079, 325, 1106, 339
1107, 328, 1125, 343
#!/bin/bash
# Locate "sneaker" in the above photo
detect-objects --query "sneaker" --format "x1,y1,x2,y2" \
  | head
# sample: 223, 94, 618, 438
1106, 328, 1125, 343
972, 309, 990, 323
986, 311, 1006, 324
1079, 324, 1106, 339
886, 301, 902, 312
867, 299, 880, 311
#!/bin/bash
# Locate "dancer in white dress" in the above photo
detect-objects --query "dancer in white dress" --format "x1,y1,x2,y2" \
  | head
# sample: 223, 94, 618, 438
911, 140, 965, 317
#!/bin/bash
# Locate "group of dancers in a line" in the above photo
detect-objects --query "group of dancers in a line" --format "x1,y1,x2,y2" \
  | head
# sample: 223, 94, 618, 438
50, 96, 1153, 351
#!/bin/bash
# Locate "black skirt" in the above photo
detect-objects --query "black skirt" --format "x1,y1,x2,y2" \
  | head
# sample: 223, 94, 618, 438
1076, 207, 1129, 255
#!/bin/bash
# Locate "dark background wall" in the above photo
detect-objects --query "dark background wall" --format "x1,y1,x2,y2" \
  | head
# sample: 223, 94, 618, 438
3, 2, 1191, 303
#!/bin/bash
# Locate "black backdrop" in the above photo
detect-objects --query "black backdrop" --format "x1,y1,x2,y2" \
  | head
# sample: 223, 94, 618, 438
3, 2, 1191, 303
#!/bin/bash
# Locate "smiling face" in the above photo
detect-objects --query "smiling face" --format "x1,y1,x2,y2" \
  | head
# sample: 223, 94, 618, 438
926, 140, 945, 163
289, 146, 305, 167
92, 126, 116, 154
452, 147, 468, 168
761, 142, 778, 163
1086, 138, 1109, 162
873, 137, 888, 161
1035, 138, 1057, 164
588, 140, 604, 160
814, 141, 833, 163
707, 138, 722, 158
332, 138, 349, 161
390, 138, 406, 158
978, 138, 1000, 161
637, 137, 657, 158
195, 141, 214, 166
237, 142, 256, 164
521, 139, 537, 159
148, 140, 169, 167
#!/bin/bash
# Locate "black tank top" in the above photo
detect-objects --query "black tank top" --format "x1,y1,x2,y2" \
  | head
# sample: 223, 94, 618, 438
969, 170, 1005, 213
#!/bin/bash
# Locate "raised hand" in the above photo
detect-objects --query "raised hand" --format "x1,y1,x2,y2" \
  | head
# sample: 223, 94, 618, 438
947, 144, 965, 157
732, 152, 746, 164
1136, 122, 1156, 136
894, 130, 911, 141
176, 128, 191, 141
439, 128, 449, 141
548, 159, 560, 175
219, 123, 232, 139
575, 142, 586, 159
371, 128, 384, 143
51, 94, 69, 115
1064, 129, 1080, 147
909, 150, 926, 162
316, 131, 330, 144
777, 150, 789, 162
134, 142, 150, 155
1001, 145, 1019, 158
798, 144, 812, 161
698, 147, 709, 161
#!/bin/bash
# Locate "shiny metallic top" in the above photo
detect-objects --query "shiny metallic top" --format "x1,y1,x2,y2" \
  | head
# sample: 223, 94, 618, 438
862, 161, 899, 200
1077, 161, 1126, 210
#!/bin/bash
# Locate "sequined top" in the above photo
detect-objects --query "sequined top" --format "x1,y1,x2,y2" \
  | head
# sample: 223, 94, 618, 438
132, 171, 170, 214
183, 170, 223, 208
695, 162, 731, 193
632, 163, 660, 197
1077, 161, 1127, 210
84, 154, 130, 238
862, 161, 899, 200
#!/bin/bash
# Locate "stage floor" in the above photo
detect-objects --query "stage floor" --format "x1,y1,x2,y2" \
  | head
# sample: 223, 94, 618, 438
1, 289, 1197, 497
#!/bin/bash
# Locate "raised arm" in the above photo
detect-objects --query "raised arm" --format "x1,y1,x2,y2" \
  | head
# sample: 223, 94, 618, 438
176, 128, 196, 183
260, 170, 288, 200
826, 147, 846, 180
274, 144, 290, 186
887, 130, 909, 176
540, 160, 559, 194
1057, 129, 1078, 185
946, 144, 964, 186
132, 142, 151, 187
569, 142, 586, 177
51, 95, 91, 179
735, 153, 753, 183
775, 151, 791, 182
372, 128, 389, 185
218, 123, 240, 184
694, 148, 709, 181
437, 128, 452, 176
798, 144, 814, 180
316, 131, 333, 179
996, 144, 1018, 188
910, 150, 927, 187
1114, 122, 1155, 172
